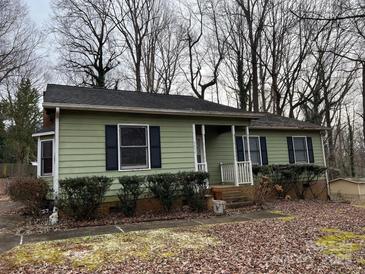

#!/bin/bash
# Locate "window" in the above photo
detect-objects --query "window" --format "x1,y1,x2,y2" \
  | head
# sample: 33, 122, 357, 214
243, 136, 262, 165
41, 140, 53, 176
293, 137, 309, 163
119, 125, 149, 170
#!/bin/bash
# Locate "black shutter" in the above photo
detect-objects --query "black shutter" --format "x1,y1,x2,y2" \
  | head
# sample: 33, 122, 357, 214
150, 126, 161, 168
235, 136, 245, 161
105, 125, 118, 170
260, 136, 268, 165
287, 137, 295, 164
307, 137, 315, 163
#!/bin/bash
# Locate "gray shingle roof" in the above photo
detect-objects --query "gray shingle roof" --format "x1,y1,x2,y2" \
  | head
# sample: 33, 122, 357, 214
43, 84, 258, 117
251, 113, 324, 130
42, 84, 325, 130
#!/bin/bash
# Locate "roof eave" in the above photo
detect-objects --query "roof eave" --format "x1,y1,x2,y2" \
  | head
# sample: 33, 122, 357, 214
32, 131, 55, 137
43, 102, 264, 119
250, 126, 328, 131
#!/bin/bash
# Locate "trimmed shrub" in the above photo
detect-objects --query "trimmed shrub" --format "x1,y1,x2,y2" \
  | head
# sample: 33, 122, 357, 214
59, 176, 112, 220
179, 171, 209, 211
8, 177, 48, 215
147, 173, 178, 212
117, 176, 144, 217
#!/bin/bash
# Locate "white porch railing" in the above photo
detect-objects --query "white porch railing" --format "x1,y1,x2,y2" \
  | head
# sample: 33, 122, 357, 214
197, 162, 207, 172
220, 161, 253, 185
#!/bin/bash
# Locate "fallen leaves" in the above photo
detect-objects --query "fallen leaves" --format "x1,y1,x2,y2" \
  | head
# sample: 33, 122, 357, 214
1, 200, 365, 273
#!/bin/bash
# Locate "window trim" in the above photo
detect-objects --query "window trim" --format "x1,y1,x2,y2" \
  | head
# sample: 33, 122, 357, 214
241, 135, 263, 166
117, 123, 151, 172
291, 136, 310, 164
40, 139, 54, 177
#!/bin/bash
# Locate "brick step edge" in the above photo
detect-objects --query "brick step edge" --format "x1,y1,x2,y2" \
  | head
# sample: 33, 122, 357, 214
226, 200, 255, 209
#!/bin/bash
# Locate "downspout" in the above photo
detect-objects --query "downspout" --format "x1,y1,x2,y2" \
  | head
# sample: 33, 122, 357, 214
321, 132, 330, 199
53, 107, 60, 203
246, 126, 253, 185
192, 124, 197, 171
37, 137, 41, 177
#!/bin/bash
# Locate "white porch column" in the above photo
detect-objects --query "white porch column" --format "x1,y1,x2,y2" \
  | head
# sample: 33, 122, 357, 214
246, 126, 254, 185
201, 125, 208, 172
53, 107, 60, 200
231, 125, 239, 186
192, 124, 198, 171
37, 137, 41, 177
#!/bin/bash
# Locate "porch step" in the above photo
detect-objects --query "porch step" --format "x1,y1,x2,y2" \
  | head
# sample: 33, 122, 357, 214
226, 200, 254, 209
210, 185, 255, 206
222, 194, 250, 202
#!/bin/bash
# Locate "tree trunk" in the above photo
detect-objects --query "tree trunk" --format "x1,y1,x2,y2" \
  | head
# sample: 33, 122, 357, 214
362, 62, 365, 148
251, 50, 259, 112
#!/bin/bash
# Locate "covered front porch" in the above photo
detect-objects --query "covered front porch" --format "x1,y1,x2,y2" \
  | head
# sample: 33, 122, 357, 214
192, 124, 254, 186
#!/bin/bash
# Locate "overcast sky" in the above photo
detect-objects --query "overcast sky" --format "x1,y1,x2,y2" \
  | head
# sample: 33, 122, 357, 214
26, 0, 51, 26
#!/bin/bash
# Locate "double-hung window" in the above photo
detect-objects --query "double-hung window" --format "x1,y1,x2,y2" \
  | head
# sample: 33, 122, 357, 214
292, 137, 309, 163
41, 140, 53, 176
119, 125, 149, 170
244, 137, 262, 165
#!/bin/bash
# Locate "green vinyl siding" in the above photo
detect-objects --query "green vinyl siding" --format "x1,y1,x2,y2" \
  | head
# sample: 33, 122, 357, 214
58, 110, 249, 198
56, 109, 324, 198
247, 129, 325, 166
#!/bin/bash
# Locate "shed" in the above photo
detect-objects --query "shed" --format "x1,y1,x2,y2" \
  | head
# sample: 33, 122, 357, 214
329, 178, 365, 201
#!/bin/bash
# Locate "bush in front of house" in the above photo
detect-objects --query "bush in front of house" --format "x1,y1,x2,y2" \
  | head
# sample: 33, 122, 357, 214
117, 176, 144, 217
59, 176, 113, 220
8, 177, 48, 215
253, 164, 326, 199
179, 171, 209, 211
147, 173, 179, 212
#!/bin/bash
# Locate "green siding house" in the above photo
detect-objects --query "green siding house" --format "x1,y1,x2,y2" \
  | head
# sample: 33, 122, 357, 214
33, 85, 326, 202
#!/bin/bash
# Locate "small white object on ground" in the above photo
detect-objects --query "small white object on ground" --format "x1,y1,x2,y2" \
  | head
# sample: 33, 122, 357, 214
212, 200, 226, 215
49, 207, 58, 225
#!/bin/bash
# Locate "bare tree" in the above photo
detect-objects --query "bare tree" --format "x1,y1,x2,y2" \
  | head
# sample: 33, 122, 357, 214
110, 0, 157, 92
222, 1, 252, 110
0, 0, 42, 87
182, 0, 227, 99
52, 0, 121, 88
155, 21, 186, 94
235, 0, 269, 112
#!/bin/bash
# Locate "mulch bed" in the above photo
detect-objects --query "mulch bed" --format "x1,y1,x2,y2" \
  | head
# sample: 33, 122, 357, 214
3, 204, 262, 235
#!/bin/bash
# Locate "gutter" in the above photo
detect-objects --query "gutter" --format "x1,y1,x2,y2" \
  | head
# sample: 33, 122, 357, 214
43, 102, 264, 119
32, 131, 55, 137
250, 126, 329, 131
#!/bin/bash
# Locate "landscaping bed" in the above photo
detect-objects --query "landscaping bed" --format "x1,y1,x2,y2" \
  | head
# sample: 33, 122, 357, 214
1, 200, 365, 273
2, 204, 262, 235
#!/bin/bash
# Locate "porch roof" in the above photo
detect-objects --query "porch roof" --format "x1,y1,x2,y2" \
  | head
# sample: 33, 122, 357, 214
251, 113, 326, 131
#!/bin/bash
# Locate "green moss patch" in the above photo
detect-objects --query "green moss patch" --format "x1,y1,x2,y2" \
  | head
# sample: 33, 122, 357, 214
316, 228, 365, 260
270, 210, 285, 215
2, 228, 219, 271
278, 216, 295, 222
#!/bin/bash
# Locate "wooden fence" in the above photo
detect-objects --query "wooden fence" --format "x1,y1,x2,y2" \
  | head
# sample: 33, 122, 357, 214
0, 163, 36, 178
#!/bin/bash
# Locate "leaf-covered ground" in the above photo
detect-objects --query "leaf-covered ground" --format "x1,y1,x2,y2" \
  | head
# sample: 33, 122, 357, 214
2, 200, 365, 273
